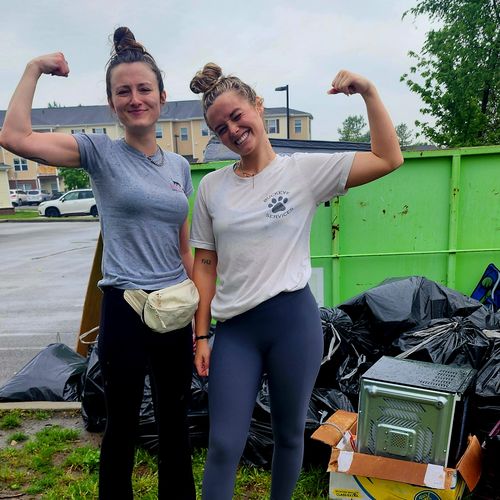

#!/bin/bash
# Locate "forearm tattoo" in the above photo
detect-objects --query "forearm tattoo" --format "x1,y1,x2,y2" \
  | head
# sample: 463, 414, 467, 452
201, 258, 212, 265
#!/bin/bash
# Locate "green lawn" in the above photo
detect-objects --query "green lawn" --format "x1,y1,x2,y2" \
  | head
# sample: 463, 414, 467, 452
0, 209, 40, 220
0, 410, 329, 499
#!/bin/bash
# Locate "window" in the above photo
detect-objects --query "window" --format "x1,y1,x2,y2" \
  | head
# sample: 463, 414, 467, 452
79, 190, 94, 199
294, 119, 302, 134
201, 121, 209, 137
155, 124, 163, 139
265, 119, 279, 134
71, 129, 85, 134
180, 127, 188, 141
92, 127, 107, 134
14, 158, 28, 171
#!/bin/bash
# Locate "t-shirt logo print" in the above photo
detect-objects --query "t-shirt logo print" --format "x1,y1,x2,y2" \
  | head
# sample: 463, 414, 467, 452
268, 196, 288, 213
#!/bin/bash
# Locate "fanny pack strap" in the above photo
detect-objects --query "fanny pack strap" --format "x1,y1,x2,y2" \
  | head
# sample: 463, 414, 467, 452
123, 289, 149, 316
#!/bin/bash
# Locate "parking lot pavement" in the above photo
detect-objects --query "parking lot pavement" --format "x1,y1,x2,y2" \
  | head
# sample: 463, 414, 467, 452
0, 221, 100, 388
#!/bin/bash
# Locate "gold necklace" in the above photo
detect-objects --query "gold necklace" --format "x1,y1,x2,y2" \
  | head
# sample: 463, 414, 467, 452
234, 161, 257, 177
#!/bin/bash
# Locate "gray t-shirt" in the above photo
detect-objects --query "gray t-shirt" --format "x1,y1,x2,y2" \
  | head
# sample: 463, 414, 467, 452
75, 133, 193, 290
190, 152, 354, 320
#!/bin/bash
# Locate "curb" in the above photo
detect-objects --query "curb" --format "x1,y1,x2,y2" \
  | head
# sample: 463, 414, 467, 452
0, 402, 82, 410
0, 218, 99, 223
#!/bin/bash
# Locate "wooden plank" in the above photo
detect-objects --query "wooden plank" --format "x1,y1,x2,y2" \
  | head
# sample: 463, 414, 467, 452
76, 232, 103, 356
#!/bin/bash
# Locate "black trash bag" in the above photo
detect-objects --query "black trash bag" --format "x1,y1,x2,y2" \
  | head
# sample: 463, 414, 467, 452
317, 307, 380, 403
303, 388, 355, 468
392, 318, 493, 369
473, 338, 500, 442
242, 377, 355, 468
339, 276, 483, 344
135, 375, 159, 453
473, 420, 500, 500
188, 371, 210, 449
80, 345, 157, 444
0, 343, 87, 402
81, 344, 106, 432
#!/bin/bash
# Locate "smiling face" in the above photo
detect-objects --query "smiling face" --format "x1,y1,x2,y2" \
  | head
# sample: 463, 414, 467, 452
108, 61, 166, 134
206, 91, 267, 158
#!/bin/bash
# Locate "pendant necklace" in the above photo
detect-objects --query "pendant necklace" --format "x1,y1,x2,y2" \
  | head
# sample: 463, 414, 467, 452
146, 146, 165, 167
234, 161, 256, 187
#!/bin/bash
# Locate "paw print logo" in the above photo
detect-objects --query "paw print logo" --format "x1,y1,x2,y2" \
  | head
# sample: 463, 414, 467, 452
268, 196, 288, 213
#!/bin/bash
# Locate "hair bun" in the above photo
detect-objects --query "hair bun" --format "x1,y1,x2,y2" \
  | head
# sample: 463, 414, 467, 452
190, 63, 223, 94
113, 26, 145, 54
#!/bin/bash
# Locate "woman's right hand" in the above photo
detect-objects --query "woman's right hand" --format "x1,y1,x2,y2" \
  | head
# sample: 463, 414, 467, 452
29, 53, 69, 78
194, 340, 211, 377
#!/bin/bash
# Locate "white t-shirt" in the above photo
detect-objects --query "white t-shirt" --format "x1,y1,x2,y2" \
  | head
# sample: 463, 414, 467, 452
189, 152, 355, 321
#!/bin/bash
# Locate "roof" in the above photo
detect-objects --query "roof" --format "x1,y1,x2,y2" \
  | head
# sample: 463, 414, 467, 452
203, 136, 371, 162
0, 101, 313, 128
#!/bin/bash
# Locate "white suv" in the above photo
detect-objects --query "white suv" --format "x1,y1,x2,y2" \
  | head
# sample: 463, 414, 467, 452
26, 189, 51, 205
38, 189, 98, 217
9, 189, 28, 207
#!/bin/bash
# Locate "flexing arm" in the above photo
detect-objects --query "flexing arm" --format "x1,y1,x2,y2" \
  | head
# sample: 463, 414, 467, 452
192, 248, 217, 377
328, 70, 403, 188
0, 53, 80, 168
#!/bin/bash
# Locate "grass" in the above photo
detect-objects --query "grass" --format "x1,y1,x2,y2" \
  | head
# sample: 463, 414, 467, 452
0, 209, 40, 219
0, 410, 329, 499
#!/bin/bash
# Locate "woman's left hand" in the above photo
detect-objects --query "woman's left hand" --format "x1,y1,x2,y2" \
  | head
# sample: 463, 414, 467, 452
328, 70, 374, 98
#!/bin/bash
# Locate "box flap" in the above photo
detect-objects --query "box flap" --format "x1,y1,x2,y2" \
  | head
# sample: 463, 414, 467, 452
455, 435, 482, 491
315, 410, 482, 491
311, 410, 357, 447
328, 448, 456, 489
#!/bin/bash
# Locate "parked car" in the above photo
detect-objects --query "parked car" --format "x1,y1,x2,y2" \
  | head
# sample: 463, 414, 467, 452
38, 189, 98, 217
50, 191, 65, 200
26, 189, 51, 205
9, 189, 28, 207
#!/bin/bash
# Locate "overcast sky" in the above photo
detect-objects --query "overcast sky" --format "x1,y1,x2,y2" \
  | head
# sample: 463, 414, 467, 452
0, 0, 435, 141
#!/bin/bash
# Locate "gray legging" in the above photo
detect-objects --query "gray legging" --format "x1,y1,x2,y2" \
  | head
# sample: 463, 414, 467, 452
202, 286, 323, 500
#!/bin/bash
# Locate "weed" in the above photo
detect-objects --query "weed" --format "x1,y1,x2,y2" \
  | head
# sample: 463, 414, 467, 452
0, 411, 22, 430
7, 431, 29, 443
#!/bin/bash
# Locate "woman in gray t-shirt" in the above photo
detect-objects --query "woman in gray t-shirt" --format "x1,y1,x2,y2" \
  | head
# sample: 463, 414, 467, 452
189, 63, 404, 499
0, 27, 196, 500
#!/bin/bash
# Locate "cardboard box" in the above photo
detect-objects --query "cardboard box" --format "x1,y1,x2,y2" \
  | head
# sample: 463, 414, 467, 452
311, 410, 482, 500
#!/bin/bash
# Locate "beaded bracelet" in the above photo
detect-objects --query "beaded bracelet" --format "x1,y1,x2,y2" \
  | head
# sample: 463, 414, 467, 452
195, 335, 210, 341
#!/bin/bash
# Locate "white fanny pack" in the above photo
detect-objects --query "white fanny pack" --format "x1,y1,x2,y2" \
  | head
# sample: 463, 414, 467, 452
123, 279, 199, 333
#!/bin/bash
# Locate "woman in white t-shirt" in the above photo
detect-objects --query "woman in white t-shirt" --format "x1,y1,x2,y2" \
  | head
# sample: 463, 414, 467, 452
189, 63, 403, 500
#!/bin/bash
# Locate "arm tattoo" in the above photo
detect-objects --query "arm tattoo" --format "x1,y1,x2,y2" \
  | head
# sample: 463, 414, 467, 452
201, 258, 212, 265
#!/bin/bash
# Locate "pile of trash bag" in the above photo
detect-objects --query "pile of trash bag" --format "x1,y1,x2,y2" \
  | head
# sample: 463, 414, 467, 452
1, 275, 499, 491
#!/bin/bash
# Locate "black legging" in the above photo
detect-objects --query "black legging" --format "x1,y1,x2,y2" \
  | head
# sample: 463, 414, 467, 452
202, 286, 323, 500
98, 287, 195, 500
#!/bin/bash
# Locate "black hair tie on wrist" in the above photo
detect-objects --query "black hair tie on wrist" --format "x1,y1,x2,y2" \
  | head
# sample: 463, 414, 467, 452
195, 335, 210, 341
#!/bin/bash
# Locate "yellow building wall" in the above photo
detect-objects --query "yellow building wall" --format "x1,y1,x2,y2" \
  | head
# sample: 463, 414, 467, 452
0, 166, 12, 210
266, 116, 311, 140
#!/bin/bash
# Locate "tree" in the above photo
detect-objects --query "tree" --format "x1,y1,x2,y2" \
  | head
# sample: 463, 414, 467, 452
58, 168, 90, 190
395, 123, 414, 147
47, 101, 63, 108
338, 115, 371, 142
401, 0, 500, 147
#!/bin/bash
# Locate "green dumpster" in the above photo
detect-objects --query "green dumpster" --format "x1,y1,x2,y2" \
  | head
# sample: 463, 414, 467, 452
190, 145, 500, 307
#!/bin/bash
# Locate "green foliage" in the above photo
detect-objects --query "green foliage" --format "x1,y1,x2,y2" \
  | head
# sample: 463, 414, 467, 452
8, 432, 29, 443
58, 167, 90, 190
47, 101, 63, 108
0, 411, 21, 430
401, 0, 500, 147
395, 123, 414, 147
337, 114, 371, 142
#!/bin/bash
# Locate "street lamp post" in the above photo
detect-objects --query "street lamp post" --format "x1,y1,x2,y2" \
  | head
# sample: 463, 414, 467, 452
275, 85, 289, 139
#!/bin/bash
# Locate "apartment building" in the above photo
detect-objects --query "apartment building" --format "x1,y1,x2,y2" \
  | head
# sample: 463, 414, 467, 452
0, 101, 312, 193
